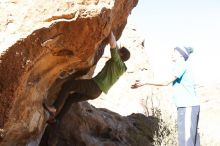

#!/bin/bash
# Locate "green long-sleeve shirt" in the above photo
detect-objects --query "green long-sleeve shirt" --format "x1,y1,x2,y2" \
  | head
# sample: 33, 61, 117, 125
93, 48, 127, 94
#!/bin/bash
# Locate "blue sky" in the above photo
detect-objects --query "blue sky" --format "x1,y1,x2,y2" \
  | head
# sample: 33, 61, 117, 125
128, 0, 220, 83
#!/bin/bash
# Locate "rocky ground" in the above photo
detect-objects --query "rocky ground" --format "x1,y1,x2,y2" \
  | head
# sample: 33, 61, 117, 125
196, 83, 220, 145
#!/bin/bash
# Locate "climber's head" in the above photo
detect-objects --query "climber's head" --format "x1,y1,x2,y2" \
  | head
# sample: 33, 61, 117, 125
119, 47, 130, 62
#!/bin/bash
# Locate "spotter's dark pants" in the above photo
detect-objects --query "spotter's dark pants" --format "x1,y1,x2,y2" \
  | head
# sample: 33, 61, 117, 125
177, 106, 200, 146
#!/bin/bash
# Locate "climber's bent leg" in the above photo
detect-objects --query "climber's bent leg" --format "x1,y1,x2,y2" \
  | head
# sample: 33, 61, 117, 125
53, 79, 101, 115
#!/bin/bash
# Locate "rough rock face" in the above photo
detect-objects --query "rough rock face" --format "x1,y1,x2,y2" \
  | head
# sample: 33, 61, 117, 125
0, 0, 141, 145
39, 102, 158, 146
37, 24, 157, 146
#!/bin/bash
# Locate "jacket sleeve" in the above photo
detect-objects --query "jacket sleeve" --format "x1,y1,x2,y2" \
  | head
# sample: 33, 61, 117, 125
110, 46, 121, 62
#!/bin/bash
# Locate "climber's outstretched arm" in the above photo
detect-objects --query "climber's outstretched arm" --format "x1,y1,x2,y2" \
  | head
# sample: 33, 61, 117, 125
109, 31, 117, 49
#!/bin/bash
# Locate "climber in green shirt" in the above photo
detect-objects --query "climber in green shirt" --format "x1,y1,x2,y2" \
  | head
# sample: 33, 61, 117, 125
43, 31, 130, 123
93, 44, 127, 94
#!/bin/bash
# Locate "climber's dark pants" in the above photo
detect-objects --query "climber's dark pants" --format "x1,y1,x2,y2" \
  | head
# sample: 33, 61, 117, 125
177, 106, 200, 146
53, 79, 102, 114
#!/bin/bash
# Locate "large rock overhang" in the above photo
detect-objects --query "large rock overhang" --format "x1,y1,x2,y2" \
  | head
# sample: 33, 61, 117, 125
0, 0, 138, 145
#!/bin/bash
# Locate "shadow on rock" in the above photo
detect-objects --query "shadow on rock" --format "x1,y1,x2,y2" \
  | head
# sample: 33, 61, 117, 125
40, 101, 159, 146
